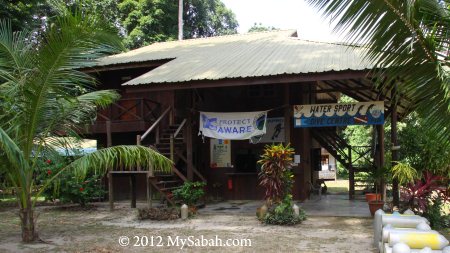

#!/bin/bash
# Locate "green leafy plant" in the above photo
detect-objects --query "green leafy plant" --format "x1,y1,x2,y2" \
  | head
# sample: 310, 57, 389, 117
423, 196, 450, 230
258, 143, 295, 206
36, 157, 105, 207
0, 7, 173, 242
262, 195, 306, 225
391, 162, 420, 186
172, 181, 206, 206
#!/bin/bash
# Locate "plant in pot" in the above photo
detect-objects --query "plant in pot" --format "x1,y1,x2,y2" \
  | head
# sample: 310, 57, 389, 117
172, 181, 206, 215
367, 167, 388, 216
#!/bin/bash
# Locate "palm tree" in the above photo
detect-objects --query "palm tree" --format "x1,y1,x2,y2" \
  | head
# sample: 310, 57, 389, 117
0, 6, 172, 242
306, 0, 450, 146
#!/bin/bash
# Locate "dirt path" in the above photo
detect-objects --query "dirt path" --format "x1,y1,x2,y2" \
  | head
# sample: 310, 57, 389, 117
0, 204, 376, 253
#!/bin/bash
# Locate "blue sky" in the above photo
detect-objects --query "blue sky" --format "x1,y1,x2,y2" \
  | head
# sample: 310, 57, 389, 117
221, 0, 344, 42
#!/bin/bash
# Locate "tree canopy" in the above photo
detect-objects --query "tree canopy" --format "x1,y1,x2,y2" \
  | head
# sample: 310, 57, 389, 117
1, 0, 239, 49
248, 23, 278, 33
118, 0, 238, 49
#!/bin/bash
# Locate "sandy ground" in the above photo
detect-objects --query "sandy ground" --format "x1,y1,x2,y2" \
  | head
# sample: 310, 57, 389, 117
0, 203, 376, 253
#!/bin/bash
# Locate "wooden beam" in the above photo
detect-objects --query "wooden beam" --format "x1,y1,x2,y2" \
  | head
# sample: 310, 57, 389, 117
284, 84, 291, 143
81, 60, 172, 73
106, 120, 112, 147
125, 71, 371, 93
108, 172, 114, 211
186, 94, 194, 181
391, 86, 400, 207
130, 175, 137, 208
147, 174, 152, 208
377, 124, 386, 201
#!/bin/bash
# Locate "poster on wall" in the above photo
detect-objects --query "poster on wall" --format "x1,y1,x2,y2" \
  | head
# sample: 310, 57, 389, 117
199, 111, 267, 140
210, 139, 231, 168
258, 117, 285, 143
293, 101, 384, 128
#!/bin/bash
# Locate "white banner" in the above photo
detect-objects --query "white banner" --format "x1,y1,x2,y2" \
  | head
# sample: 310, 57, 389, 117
259, 117, 285, 143
199, 111, 267, 140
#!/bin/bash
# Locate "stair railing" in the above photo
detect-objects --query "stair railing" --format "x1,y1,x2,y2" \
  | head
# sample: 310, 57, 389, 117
137, 106, 172, 145
170, 119, 187, 161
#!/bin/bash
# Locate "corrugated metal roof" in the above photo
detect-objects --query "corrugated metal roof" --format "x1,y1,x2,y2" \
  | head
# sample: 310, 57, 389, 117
96, 30, 374, 86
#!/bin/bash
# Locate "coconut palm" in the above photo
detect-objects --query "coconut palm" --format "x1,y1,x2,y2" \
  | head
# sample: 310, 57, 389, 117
0, 6, 172, 242
307, 0, 450, 146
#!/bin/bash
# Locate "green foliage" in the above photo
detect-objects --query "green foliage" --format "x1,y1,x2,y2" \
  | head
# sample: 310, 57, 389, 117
248, 23, 278, 33
423, 196, 450, 230
262, 195, 306, 225
398, 114, 450, 178
118, 0, 238, 49
0, 0, 48, 31
0, 4, 173, 241
258, 143, 295, 205
307, 0, 450, 147
172, 181, 206, 206
391, 162, 419, 186
36, 157, 105, 206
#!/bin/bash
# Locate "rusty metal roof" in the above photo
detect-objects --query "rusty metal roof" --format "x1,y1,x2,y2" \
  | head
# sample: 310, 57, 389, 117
96, 30, 374, 86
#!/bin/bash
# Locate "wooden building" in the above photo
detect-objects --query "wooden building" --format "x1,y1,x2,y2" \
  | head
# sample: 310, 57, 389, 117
84, 30, 411, 203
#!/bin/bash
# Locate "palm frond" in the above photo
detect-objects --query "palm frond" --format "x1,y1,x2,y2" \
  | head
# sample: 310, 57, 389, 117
307, 0, 450, 145
66, 145, 173, 178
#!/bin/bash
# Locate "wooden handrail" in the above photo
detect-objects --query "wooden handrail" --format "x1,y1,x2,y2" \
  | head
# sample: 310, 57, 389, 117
173, 119, 187, 138
140, 106, 172, 142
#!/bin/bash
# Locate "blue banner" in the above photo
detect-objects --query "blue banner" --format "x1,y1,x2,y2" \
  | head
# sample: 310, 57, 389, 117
293, 102, 384, 128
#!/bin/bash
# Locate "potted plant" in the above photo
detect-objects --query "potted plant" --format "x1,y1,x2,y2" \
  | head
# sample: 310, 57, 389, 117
172, 181, 206, 214
367, 167, 388, 216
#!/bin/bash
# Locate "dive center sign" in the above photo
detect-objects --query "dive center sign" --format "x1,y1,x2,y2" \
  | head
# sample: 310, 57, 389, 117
199, 111, 267, 140
293, 101, 384, 127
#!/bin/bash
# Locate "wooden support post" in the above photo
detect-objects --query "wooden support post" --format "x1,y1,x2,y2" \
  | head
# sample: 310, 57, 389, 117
169, 107, 174, 125
130, 175, 136, 208
186, 112, 193, 181
349, 147, 355, 200
106, 120, 112, 147
170, 134, 175, 162
147, 174, 152, 208
284, 84, 291, 143
377, 124, 386, 201
108, 172, 114, 211
156, 127, 160, 144
136, 135, 141, 171
391, 97, 400, 206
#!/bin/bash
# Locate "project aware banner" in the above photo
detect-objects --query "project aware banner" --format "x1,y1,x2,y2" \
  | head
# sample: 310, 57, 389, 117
199, 111, 267, 140
293, 101, 384, 127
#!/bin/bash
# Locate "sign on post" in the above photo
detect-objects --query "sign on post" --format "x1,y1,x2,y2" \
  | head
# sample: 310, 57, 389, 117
293, 101, 384, 128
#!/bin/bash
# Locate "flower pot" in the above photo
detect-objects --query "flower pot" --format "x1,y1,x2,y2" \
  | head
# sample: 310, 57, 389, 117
365, 193, 381, 202
368, 200, 384, 216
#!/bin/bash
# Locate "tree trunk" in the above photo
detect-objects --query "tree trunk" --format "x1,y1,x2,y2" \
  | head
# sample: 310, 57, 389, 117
19, 205, 38, 242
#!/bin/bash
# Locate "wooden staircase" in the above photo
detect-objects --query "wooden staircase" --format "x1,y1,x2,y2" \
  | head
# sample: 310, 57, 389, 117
137, 107, 206, 206
311, 127, 376, 199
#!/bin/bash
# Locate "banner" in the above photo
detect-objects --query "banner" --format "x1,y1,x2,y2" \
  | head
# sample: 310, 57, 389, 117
199, 111, 267, 140
259, 117, 285, 143
293, 101, 384, 127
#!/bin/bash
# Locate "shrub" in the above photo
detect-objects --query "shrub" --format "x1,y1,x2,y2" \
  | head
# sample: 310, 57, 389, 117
258, 143, 294, 205
262, 195, 306, 225
137, 207, 180, 220
423, 196, 450, 230
172, 181, 206, 206
36, 158, 105, 206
